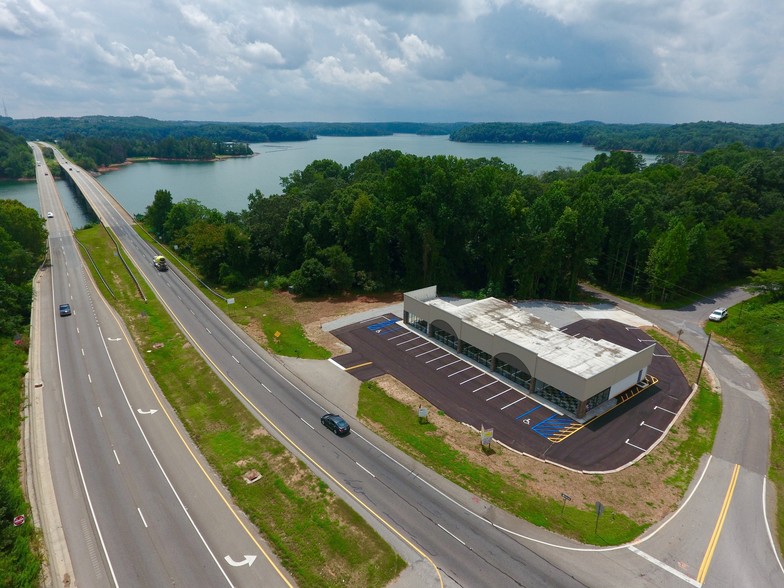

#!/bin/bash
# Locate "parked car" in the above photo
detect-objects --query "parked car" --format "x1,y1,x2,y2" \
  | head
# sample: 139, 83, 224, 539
59, 303, 72, 317
709, 308, 728, 322
321, 413, 350, 435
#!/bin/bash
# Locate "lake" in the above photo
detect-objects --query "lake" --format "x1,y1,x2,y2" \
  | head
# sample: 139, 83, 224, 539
2, 135, 637, 225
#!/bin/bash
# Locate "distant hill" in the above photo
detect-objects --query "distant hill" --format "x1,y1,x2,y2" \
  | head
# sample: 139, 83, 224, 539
450, 120, 784, 153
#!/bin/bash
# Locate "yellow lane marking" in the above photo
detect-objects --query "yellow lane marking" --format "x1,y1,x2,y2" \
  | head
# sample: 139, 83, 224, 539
345, 361, 373, 371
134, 261, 443, 587
547, 375, 660, 443
697, 463, 741, 584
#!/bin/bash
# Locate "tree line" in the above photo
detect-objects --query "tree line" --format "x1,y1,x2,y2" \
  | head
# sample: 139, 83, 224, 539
0, 126, 36, 179
142, 144, 784, 302
0, 200, 48, 335
57, 134, 253, 170
451, 121, 784, 153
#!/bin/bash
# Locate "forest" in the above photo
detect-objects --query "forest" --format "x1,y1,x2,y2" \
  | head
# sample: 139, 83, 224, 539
450, 121, 784, 153
141, 144, 784, 303
0, 126, 36, 178
0, 200, 48, 336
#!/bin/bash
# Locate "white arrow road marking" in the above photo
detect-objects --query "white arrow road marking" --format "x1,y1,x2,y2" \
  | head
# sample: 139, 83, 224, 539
224, 555, 257, 567
107, 337, 122, 341
136, 408, 158, 415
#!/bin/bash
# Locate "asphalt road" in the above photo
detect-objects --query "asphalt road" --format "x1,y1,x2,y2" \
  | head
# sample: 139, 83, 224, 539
35, 145, 784, 588
31, 144, 293, 587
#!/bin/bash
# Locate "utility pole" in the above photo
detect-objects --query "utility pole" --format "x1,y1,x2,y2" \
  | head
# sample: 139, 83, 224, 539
696, 332, 712, 386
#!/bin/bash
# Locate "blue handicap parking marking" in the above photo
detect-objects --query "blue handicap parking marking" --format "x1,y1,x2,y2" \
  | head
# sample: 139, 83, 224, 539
515, 406, 539, 421
367, 318, 400, 334
531, 415, 575, 438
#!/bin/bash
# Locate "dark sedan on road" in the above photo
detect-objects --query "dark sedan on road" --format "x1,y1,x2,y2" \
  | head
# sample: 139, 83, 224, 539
59, 304, 72, 317
321, 413, 350, 436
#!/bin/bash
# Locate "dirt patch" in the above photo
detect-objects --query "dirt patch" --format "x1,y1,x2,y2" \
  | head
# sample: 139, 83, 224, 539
290, 291, 402, 355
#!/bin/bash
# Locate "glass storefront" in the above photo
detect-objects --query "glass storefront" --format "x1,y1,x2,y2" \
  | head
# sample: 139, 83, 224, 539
432, 326, 458, 350
495, 358, 532, 389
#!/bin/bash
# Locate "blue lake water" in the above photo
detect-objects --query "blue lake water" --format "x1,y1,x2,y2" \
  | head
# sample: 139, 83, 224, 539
3, 135, 645, 224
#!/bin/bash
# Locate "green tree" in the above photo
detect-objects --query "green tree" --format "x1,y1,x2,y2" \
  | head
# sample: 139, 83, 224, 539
645, 221, 689, 301
746, 267, 784, 300
145, 189, 173, 237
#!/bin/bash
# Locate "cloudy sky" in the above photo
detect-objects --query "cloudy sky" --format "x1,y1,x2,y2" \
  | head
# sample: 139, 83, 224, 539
1, 0, 781, 124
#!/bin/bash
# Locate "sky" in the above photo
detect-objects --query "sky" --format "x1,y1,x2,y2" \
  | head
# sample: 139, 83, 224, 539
1, 0, 782, 125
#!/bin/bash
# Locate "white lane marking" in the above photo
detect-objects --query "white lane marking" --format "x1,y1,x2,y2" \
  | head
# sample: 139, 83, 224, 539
628, 545, 700, 587
641, 420, 665, 433
460, 373, 484, 385
97, 406, 103, 418
113, 450, 120, 465
625, 439, 646, 452
447, 366, 472, 378
206, 327, 212, 335
426, 352, 450, 363
81, 348, 85, 356
486, 389, 511, 401
472, 381, 496, 394
356, 462, 376, 478
500, 397, 525, 410
762, 478, 784, 578
438, 524, 466, 546
436, 359, 461, 371
232, 355, 240, 363
88, 374, 92, 383
655, 405, 677, 415
300, 417, 315, 430
404, 341, 430, 352
328, 358, 346, 371
137, 508, 148, 528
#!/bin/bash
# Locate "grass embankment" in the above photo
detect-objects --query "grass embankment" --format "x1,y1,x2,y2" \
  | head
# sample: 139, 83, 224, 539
0, 339, 41, 586
706, 297, 784, 551
76, 225, 403, 588
358, 328, 721, 546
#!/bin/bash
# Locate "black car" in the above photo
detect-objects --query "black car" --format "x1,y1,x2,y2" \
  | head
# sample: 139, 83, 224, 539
321, 413, 350, 436
59, 304, 72, 317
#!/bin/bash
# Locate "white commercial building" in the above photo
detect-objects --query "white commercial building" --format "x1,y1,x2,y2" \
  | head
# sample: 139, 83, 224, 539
403, 286, 655, 421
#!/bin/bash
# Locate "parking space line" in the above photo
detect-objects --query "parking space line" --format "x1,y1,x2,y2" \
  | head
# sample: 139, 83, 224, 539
404, 341, 430, 352
426, 353, 451, 363
501, 396, 526, 410
447, 366, 473, 378
515, 405, 539, 419
655, 405, 677, 415
415, 347, 440, 358
486, 388, 511, 401
388, 332, 411, 341
459, 373, 484, 385
625, 439, 646, 451
472, 381, 496, 394
436, 359, 461, 370
396, 336, 419, 346
641, 420, 665, 433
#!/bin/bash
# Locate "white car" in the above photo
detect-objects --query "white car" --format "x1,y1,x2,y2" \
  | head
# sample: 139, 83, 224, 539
46, 211, 54, 219
709, 308, 728, 322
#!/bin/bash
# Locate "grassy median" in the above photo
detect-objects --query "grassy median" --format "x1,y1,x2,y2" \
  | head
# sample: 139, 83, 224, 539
76, 225, 403, 588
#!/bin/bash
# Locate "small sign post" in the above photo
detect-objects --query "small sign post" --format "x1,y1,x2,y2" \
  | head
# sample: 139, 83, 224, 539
13, 515, 25, 527
480, 426, 493, 450
418, 405, 429, 424
560, 493, 571, 514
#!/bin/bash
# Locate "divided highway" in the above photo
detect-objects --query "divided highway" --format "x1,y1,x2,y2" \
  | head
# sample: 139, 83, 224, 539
34, 144, 784, 587
31, 144, 293, 587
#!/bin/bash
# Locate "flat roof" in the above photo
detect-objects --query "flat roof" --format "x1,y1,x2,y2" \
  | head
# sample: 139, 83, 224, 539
428, 297, 635, 378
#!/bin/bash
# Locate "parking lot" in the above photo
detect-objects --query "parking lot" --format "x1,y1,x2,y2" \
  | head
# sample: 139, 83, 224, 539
331, 313, 692, 472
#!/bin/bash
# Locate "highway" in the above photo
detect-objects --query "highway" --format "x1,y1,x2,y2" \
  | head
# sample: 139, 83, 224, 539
36, 144, 784, 587
30, 144, 293, 587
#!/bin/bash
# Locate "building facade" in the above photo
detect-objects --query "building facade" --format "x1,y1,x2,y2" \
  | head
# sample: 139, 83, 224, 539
403, 286, 655, 421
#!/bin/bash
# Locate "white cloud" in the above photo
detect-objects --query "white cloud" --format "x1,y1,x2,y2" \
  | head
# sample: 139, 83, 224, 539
0, 0, 780, 123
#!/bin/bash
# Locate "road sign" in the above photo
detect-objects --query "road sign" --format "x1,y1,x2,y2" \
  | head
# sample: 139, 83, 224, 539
13, 515, 25, 527
560, 493, 572, 514
481, 426, 494, 447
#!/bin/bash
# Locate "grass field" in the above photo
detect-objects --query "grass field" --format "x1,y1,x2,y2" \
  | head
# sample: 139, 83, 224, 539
75, 225, 403, 588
